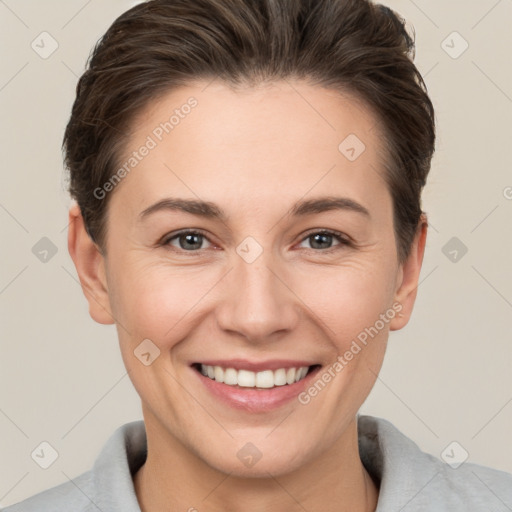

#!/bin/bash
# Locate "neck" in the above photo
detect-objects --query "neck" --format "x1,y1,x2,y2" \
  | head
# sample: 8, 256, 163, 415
133, 411, 379, 512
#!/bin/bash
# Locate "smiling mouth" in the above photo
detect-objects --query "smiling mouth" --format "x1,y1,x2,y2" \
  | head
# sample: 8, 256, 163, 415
192, 363, 321, 389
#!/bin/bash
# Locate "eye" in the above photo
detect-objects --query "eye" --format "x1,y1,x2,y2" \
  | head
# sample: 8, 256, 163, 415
297, 230, 352, 251
159, 228, 352, 254
161, 230, 213, 251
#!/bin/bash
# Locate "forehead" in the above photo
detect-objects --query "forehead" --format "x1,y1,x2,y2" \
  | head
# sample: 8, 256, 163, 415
110, 79, 390, 217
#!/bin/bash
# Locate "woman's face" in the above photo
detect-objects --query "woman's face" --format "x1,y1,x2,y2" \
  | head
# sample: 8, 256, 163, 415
77, 80, 425, 477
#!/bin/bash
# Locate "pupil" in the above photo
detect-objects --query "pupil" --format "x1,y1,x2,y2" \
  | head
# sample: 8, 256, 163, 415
311, 233, 331, 249
181, 233, 202, 250
177, 233, 333, 251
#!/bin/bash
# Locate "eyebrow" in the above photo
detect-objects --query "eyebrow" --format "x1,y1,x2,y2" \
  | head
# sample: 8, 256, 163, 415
138, 196, 371, 222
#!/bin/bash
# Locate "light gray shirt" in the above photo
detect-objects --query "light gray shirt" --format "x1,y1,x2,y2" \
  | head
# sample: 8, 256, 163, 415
3, 415, 511, 511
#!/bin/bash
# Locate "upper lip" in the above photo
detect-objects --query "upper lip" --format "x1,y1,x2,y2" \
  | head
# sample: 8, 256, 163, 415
193, 359, 319, 372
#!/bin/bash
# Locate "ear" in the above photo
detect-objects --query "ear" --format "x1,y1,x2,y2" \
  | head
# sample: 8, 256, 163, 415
389, 213, 428, 331
67, 202, 115, 325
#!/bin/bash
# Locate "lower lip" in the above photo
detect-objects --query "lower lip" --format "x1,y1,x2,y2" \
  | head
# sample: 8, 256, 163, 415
193, 366, 321, 412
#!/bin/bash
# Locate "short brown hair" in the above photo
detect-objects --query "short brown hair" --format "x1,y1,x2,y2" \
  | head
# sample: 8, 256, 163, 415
63, 0, 435, 263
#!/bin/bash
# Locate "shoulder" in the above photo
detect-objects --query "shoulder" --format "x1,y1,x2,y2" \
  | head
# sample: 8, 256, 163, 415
1, 472, 94, 512
358, 415, 512, 511
1, 420, 146, 512
432, 457, 512, 508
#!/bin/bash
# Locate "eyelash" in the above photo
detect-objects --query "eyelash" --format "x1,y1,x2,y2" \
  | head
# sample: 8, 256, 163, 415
159, 228, 353, 254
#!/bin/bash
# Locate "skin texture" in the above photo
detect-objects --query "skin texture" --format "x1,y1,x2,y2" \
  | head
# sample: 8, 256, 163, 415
68, 79, 427, 512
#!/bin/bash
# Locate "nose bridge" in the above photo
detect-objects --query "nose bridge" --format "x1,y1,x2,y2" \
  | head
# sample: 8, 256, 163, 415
216, 243, 299, 341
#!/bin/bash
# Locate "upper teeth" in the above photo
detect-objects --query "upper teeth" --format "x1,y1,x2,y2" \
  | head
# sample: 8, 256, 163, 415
200, 364, 310, 388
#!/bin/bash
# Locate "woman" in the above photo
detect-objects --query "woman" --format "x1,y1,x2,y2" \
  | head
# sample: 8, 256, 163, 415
4, 0, 511, 510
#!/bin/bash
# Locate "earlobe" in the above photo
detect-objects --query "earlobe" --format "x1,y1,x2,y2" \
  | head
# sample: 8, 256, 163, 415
67, 202, 115, 325
389, 214, 428, 331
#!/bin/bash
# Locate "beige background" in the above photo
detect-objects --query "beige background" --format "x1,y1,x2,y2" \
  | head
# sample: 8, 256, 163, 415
1, 0, 511, 507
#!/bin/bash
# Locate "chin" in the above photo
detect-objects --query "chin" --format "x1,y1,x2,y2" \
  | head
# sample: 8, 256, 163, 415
202, 442, 310, 479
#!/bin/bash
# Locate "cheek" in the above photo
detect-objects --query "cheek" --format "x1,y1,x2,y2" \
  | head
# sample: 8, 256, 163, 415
289, 259, 397, 347
110, 260, 224, 346
109, 244, 398, 355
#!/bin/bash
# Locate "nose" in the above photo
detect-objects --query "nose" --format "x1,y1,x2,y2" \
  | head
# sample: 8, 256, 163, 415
215, 251, 301, 343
